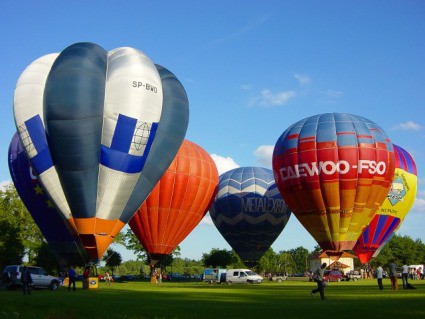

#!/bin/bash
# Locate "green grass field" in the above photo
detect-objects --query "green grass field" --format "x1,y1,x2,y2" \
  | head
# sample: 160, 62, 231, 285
1, 279, 423, 319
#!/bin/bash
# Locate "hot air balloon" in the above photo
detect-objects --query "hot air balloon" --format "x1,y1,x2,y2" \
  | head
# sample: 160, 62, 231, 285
272, 113, 395, 253
13, 42, 189, 260
210, 167, 292, 268
8, 133, 87, 266
353, 144, 417, 264
129, 140, 219, 266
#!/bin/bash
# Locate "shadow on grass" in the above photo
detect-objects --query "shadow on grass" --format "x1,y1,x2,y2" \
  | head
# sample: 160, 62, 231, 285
0, 280, 424, 319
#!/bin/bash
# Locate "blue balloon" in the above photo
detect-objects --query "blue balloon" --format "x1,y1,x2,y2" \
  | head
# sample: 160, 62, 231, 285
210, 167, 291, 267
8, 133, 87, 266
13, 43, 189, 260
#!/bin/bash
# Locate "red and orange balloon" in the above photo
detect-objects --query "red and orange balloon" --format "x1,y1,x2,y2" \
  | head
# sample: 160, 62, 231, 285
129, 140, 219, 263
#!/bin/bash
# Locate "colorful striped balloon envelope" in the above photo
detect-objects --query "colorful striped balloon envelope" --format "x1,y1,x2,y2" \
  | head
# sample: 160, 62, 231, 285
353, 144, 417, 263
273, 113, 395, 252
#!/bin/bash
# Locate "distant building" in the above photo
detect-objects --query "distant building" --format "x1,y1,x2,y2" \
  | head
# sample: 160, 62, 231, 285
310, 251, 357, 274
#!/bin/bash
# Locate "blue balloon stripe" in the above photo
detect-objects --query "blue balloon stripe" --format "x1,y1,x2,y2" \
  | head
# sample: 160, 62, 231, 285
25, 115, 48, 153
372, 215, 389, 244
363, 224, 371, 244
241, 180, 271, 190
395, 144, 416, 174
380, 218, 400, 245
110, 114, 137, 153
31, 148, 54, 175
336, 133, 357, 147
222, 176, 274, 190
317, 124, 337, 143
100, 146, 144, 173
24, 116, 53, 174
140, 122, 158, 171
100, 122, 158, 174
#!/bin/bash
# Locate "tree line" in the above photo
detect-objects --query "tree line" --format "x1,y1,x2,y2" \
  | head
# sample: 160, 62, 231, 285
2, 184, 425, 277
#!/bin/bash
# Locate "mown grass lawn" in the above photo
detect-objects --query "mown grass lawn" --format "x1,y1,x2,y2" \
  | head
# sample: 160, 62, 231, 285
1, 279, 423, 319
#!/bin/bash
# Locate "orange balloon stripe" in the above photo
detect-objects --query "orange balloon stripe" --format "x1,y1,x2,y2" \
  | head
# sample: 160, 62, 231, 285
71, 217, 124, 259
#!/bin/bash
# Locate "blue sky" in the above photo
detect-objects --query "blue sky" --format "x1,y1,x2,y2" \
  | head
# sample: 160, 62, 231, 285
1, 1, 424, 261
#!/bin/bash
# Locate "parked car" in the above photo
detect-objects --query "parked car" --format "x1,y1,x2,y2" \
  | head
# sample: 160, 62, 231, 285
2, 265, 61, 291
323, 270, 344, 282
225, 269, 263, 284
345, 270, 362, 281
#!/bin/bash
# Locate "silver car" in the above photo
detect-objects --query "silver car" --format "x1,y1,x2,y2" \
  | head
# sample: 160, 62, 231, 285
2, 265, 61, 291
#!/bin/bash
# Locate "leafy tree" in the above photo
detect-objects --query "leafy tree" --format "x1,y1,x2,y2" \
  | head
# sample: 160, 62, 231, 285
105, 260, 150, 277
202, 248, 236, 268
227, 251, 245, 269
121, 227, 181, 274
112, 231, 126, 246
277, 251, 297, 275
373, 234, 425, 268
287, 246, 310, 273
0, 218, 24, 269
278, 247, 308, 274
102, 248, 122, 275
168, 257, 204, 275
122, 228, 147, 260
0, 184, 30, 268
256, 248, 278, 273
34, 242, 59, 275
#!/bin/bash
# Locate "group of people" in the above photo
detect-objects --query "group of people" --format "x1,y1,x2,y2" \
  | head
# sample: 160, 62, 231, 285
388, 260, 419, 290
309, 259, 421, 300
359, 264, 374, 279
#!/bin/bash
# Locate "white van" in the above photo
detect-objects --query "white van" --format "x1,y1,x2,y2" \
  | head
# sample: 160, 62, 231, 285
226, 269, 263, 284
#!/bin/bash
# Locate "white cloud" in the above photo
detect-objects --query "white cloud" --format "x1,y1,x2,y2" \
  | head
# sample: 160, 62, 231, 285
392, 121, 422, 131
241, 84, 252, 90
210, 154, 240, 176
249, 88, 296, 107
261, 89, 295, 106
0, 180, 11, 191
254, 145, 274, 168
199, 212, 214, 226
294, 73, 311, 86
412, 197, 425, 213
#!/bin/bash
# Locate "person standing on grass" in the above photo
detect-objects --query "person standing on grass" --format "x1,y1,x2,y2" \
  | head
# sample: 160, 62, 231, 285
401, 261, 409, 289
376, 263, 384, 290
417, 267, 422, 280
105, 272, 111, 286
21, 266, 33, 295
68, 266, 76, 291
310, 262, 327, 300
388, 259, 398, 290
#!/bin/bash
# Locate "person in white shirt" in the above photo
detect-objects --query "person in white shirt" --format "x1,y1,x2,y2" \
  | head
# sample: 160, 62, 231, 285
376, 263, 384, 290
402, 261, 409, 289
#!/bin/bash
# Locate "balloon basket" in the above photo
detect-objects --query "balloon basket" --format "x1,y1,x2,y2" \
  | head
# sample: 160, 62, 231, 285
84, 277, 99, 289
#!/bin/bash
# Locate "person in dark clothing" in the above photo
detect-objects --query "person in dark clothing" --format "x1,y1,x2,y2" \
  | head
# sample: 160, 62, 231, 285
68, 266, 76, 291
83, 266, 90, 289
310, 263, 327, 300
21, 266, 33, 295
